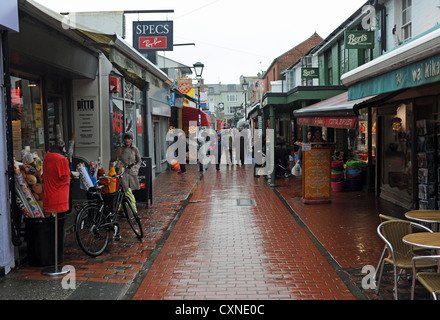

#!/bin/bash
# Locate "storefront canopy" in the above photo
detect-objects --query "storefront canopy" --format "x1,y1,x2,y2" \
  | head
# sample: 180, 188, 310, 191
77, 29, 172, 89
342, 25, 440, 100
182, 106, 212, 127
293, 91, 376, 129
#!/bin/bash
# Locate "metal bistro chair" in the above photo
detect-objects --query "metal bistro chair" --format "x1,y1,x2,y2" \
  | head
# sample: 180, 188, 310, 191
376, 220, 438, 300
411, 255, 440, 300
375, 214, 402, 281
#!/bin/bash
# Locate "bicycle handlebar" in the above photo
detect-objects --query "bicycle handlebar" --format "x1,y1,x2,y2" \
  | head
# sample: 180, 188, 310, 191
98, 168, 126, 180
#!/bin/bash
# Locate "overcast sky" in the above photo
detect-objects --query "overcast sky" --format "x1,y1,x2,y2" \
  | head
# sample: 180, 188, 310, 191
34, 0, 368, 84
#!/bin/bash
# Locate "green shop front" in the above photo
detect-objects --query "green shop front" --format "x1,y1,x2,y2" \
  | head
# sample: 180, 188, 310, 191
342, 27, 440, 210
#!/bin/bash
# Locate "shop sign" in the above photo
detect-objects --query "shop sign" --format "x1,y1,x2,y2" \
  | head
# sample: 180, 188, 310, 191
301, 68, 319, 79
302, 147, 332, 204
349, 53, 440, 100
345, 30, 374, 49
177, 77, 193, 94
74, 97, 99, 147
133, 21, 173, 52
297, 116, 359, 129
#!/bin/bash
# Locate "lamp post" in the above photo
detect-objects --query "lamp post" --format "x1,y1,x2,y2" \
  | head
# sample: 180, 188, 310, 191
193, 62, 204, 172
193, 62, 204, 127
242, 77, 249, 121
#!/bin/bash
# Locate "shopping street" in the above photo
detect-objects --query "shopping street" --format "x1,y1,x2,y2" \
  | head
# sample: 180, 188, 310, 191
1, 163, 430, 304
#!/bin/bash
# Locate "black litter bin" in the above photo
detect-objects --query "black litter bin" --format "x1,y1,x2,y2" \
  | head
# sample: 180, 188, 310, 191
24, 213, 66, 266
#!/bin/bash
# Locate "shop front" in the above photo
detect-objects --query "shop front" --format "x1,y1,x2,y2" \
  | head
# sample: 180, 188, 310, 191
342, 27, 440, 209
293, 91, 379, 193
5, 1, 171, 267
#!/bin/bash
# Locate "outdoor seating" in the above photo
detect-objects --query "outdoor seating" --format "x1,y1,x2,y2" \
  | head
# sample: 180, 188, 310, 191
411, 255, 440, 300
376, 220, 438, 300
375, 214, 402, 280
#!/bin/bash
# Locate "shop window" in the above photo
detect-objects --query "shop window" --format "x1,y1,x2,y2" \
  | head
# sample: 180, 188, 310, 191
47, 96, 64, 147
110, 78, 146, 156
401, 0, 412, 41
326, 50, 333, 85
10, 76, 44, 158
415, 99, 440, 209
381, 104, 412, 199
111, 98, 124, 150
124, 100, 136, 144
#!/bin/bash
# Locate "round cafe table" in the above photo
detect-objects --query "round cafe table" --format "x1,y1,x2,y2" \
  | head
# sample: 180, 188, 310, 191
403, 232, 440, 250
403, 232, 440, 270
405, 210, 440, 231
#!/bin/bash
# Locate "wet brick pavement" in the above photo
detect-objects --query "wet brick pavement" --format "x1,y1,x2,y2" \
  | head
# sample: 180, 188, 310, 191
0, 163, 434, 301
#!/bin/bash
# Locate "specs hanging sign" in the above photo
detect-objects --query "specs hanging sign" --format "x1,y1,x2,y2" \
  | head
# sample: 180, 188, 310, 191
344, 30, 375, 49
133, 21, 174, 52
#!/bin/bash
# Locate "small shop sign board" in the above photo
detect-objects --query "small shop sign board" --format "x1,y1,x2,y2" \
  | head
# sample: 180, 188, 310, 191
133, 21, 174, 52
302, 68, 319, 79
345, 30, 375, 49
74, 97, 99, 147
133, 157, 153, 206
302, 147, 332, 204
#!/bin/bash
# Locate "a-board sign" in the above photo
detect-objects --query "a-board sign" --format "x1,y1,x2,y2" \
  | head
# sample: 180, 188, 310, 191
133, 157, 153, 207
302, 147, 332, 204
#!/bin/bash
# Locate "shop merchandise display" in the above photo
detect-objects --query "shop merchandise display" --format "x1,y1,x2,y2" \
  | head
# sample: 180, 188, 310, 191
416, 120, 438, 209
346, 160, 364, 191
331, 160, 344, 192
14, 148, 44, 218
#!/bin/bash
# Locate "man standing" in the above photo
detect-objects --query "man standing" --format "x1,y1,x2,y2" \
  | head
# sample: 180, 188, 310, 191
43, 144, 71, 216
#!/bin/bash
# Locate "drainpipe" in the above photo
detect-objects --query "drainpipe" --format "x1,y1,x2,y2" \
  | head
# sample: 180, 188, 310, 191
143, 82, 150, 158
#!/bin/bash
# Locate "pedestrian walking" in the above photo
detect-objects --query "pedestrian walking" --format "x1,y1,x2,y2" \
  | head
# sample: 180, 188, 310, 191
215, 132, 222, 170
174, 131, 188, 174
110, 132, 141, 212
43, 144, 71, 217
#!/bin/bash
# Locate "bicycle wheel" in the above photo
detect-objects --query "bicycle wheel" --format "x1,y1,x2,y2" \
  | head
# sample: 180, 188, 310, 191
122, 197, 143, 239
75, 203, 110, 256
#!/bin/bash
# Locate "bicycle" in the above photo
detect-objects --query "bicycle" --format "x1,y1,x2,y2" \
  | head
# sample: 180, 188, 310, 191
74, 170, 143, 256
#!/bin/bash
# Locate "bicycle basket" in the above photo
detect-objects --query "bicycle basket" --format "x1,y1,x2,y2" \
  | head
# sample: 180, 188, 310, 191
98, 177, 119, 194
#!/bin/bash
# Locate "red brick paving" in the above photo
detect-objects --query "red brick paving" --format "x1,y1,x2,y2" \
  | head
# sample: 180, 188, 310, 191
4, 164, 432, 300
133, 165, 354, 300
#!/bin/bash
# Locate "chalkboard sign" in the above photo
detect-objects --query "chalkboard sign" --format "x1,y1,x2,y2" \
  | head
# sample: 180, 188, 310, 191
302, 147, 332, 204
133, 157, 153, 207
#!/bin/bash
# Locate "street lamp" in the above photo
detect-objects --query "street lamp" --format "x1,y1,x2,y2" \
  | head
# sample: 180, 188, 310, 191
242, 77, 249, 121
193, 62, 204, 78
193, 62, 204, 127
193, 62, 204, 172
